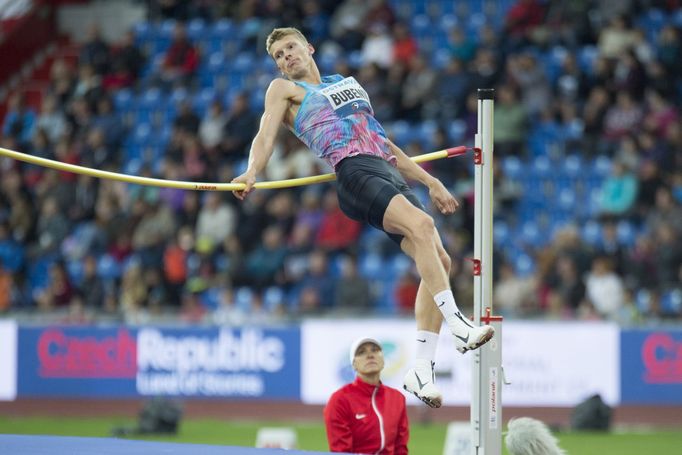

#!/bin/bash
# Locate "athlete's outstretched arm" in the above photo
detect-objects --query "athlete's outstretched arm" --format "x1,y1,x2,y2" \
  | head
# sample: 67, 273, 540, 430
231, 78, 292, 200
387, 139, 459, 215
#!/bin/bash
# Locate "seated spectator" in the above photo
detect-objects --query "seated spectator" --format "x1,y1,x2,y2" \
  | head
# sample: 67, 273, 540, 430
222, 93, 258, 162
105, 29, 145, 86
447, 29, 477, 63
36, 94, 66, 143
80, 24, 110, 75
196, 192, 236, 246
199, 100, 227, 150
494, 85, 528, 157
298, 249, 335, 310
2, 93, 36, 146
598, 160, 638, 219
598, 15, 637, 60
394, 268, 419, 315
79, 255, 105, 310
391, 22, 417, 67
174, 100, 200, 135
503, 0, 547, 50
585, 256, 625, 320
212, 287, 246, 326
157, 23, 199, 90
316, 188, 362, 253
400, 54, 437, 121
48, 58, 76, 109
244, 225, 288, 289
508, 53, 551, 117
36, 260, 74, 311
361, 23, 393, 70
603, 92, 643, 143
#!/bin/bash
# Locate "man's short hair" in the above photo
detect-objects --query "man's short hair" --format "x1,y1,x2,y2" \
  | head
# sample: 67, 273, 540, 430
266, 27, 308, 55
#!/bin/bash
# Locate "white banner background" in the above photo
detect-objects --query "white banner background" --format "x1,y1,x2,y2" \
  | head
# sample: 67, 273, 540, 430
301, 319, 619, 407
0, 320, 18, 401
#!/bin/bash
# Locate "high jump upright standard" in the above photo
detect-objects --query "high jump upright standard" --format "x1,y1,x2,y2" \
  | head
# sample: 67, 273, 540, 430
472, 88, 505, 455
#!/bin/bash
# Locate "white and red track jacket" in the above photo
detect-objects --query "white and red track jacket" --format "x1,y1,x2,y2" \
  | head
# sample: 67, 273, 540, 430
324, 377, 409, 455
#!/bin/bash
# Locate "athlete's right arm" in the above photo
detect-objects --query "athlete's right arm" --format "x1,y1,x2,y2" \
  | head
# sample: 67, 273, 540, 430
231, 78, 292, 200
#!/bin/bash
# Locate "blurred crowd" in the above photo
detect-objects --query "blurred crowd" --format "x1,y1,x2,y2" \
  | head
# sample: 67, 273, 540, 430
0, 0, 681, 325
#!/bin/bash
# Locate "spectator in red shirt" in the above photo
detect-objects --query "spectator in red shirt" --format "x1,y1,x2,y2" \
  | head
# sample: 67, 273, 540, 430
324, 337, 409, 454
158, 23, 199, 90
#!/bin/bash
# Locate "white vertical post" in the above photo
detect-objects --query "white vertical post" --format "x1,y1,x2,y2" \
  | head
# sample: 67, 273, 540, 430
471, 88, 502, 455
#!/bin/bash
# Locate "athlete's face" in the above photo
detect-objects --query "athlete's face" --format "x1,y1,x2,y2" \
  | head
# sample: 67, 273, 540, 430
270, 36, 314, 80
353, 342, 384, 376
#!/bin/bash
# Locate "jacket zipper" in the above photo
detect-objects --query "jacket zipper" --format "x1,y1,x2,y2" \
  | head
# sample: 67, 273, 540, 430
371, 386, 385, 454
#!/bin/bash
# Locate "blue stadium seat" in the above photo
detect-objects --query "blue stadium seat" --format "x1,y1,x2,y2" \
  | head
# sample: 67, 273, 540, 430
159, 19, 177, 39
493, 221, 510, 247
132, 122, 153, 145
578, 45, 598, 74
447, 120, 466, 143
562, 154, 583, 178
502, 156, 523, 180
0, 241, 24, 272
581, 220, 602, 246
616, 220, 637, 247
133, 21, 153, 44
193, 87, 218, 115
114, 89, 134, 111
348, 50, 363, 68
207, 51, 227, 73
66, 259, 84, 286
186, 18, 207, 41
519, 220, 541, 245
124, 158, 143, 176
591, 155, 612, 178
418, 120, 438, 148
200, 287, 222, 311
513, 252, 535, 277
235, 286, 254, 311
210, 18, 236, 40
359, 252, 386, 280
660, 289, 682, 316
389, 254, 412, 276
28, 254, 56, 293
97, 254, 122, 281
386, 120, 412, 146
410, 15, 431, 37
635, 289, 652, 314
233, 52, 256, 73
530, 155, 552, 178
263, 287, 285, 311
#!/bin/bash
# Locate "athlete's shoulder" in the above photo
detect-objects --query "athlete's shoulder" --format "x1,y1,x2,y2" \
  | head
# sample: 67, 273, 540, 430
267, 77, 297, 97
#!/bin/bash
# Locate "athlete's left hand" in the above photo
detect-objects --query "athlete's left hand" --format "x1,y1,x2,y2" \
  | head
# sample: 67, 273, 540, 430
428, 180, 459, 215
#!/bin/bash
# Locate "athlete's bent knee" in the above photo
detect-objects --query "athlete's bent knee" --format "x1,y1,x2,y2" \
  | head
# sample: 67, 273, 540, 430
409, 213, 435, 243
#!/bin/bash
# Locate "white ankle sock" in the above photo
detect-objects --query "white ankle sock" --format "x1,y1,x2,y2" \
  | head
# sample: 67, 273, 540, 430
433, 289, 474, 332
415, 330, 439, 365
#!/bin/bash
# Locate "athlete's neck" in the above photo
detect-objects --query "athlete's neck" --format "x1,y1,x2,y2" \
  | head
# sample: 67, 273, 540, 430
291, 64, 322, 85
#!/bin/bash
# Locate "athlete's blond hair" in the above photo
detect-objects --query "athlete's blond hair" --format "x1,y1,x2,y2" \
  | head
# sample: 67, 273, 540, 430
266, 27, 308, 56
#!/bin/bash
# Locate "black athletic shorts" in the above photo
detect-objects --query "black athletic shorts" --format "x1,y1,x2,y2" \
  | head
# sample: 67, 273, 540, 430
335, 154, 426, 245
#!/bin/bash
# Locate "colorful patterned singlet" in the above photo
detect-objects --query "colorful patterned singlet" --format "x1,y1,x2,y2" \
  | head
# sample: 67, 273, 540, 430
290, 74, 396, 169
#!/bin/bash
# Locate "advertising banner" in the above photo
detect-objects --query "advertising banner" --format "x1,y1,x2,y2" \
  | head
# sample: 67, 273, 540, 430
0, 320, 17, 401
620, 329, 682, 404
301, 320, 620, 407
17, 326, 300, 399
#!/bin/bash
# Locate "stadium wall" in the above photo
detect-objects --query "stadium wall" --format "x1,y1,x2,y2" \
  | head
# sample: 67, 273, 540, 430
1, 320, 681, 406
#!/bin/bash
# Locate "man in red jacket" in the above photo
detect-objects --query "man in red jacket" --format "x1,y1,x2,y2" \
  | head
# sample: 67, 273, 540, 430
324, 337, 409, 454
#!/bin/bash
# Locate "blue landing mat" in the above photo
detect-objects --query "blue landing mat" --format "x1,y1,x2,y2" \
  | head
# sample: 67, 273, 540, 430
0, 435, 351, 454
